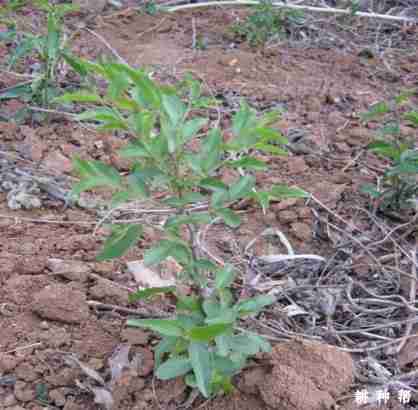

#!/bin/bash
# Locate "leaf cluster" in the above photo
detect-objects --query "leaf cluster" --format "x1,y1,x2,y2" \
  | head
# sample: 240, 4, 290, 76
56, 58, 309, 397
128, 268, 275, 398
230, 0, 304, 47
360, 91, 418, 212
0, 0, 80, 119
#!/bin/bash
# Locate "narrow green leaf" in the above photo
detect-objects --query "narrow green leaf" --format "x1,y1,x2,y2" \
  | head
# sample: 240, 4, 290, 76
127, 319, 184, 337
182, 117, 208, 141
154, 336, 177, 369
162, 94, 186, 126
225, 157, 268, 171
215, 264, 237, 289
143, 240, 173, 266
235, 294, 276, 315
156, 357, 192, 380
269, 185, 309, 199
189, 343, 212, 398
97, 224, 142, 261
55, 91, 103, 104
216, 208, 241, 228
230, 334, 260, 355
229, 175, 255, 200
188, 323, 232, 342
129, 286, 176, 303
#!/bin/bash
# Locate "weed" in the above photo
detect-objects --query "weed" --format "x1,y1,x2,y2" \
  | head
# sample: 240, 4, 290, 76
0, 0, 79, 120
56, 60, 309, 398
231, 0, 304, 47
360, 91, 418, 213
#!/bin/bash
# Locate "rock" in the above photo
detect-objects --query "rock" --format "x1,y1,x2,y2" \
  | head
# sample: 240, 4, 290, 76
272, 198, 299, 212
47, 258, 91, 282
291, 222, 312, 242
73, 0, 107, 14
3, 393, 17, 406
49, 387, 70, 407
89, 278, 129, 305
328, 111, 345, 127
14, 362, 41, 382
297, 207, 311, 220
258, 341, 354, 410
63, 398, 85, 410
15, 256, 47, 275
43, 151, 72, 174
343, 127, 373, 146
31, 284, 89, 324
277, 210, 298, 224
0, 354, 23, 373
288, 157, 308, 174
14, 381, 36, 402
121, 328, 149, 345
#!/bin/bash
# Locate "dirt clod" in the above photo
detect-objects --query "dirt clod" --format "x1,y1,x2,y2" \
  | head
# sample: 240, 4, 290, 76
31, 284, 90, 324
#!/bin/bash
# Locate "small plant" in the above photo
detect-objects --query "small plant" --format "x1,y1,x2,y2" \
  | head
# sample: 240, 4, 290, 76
56, 59, 308, 398
0, 0, 79, 118
231, 0, 304, 47
360, 91, 418, 213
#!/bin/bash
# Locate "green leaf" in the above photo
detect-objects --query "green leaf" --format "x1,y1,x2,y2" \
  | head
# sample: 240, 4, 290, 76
258, 110, 281, 127
199, 177, 228, 192
255, 127, 288, 145
202, 298, 221, 319
367, 140, 400, 160
62, 53, 92, 77
245, 332, 272, 353
176, 295, 202, 313
182, 117, 208, 141
71, 158, 121, 195
189, 342, 212, 398
129, 286, 176, 303
404, 111, 418, 127
97, 224, 142, 261
269, 185, 309, 199
127, 319, 185, 337
360, 101, 390, 122
154, 336, 177, 369
235, 294, 276, 315
211, 190, 230, 208
225, 157, 268, 171
254, 142, 288, 155
230, 334, 260, 355
251, 191, 270, 213
188, 323, 232, 342
215, 208, 241, 228
55, 91, 103, 104
232, 101, 253, 136
229, 175, 255, 200
215, 264, 237, 289
0, 82, 33, 100
164, 213, 212, 229
200, 128, 222, 174
76, 107, 123, 123
212, 354, 241, 376
162, 94, 186, 126
156, 357, 192, 380
46, 12, 60, 62
143, 240, 173, 266
118, 140, 150, 158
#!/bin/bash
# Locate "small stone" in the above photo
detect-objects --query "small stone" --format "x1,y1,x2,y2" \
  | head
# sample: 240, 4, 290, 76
296, 210, 311, 225
291, 222, 312, 242
40, 321, 49, 330
14, 381, 36, 402
121, 328, 150, 345
49, 387, 69, 406
0, 354, 20, 373
3, 393, 17, 406
47, 258, 91, 282
16, 256, 47, 275
89, 278, 129, 305
277, 210, 298, 224
14, 362, 41, 382
31, 284, 89, 324
43, 151, 72, 174
328, 111, 345, 127
288, 157, 308, 174
86, 358, 105, 370
272, 198, 299, 212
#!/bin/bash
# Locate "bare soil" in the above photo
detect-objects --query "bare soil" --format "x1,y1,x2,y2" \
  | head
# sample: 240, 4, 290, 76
1, 2, 418, 409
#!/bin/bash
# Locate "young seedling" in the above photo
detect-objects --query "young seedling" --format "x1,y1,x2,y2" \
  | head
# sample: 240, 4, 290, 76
55, 59, 309, 398
360, 91, 418, 213
0, 0, 80, 120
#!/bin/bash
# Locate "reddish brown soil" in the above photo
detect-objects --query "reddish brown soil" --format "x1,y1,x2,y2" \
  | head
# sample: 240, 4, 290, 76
1, 3, 417, 410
